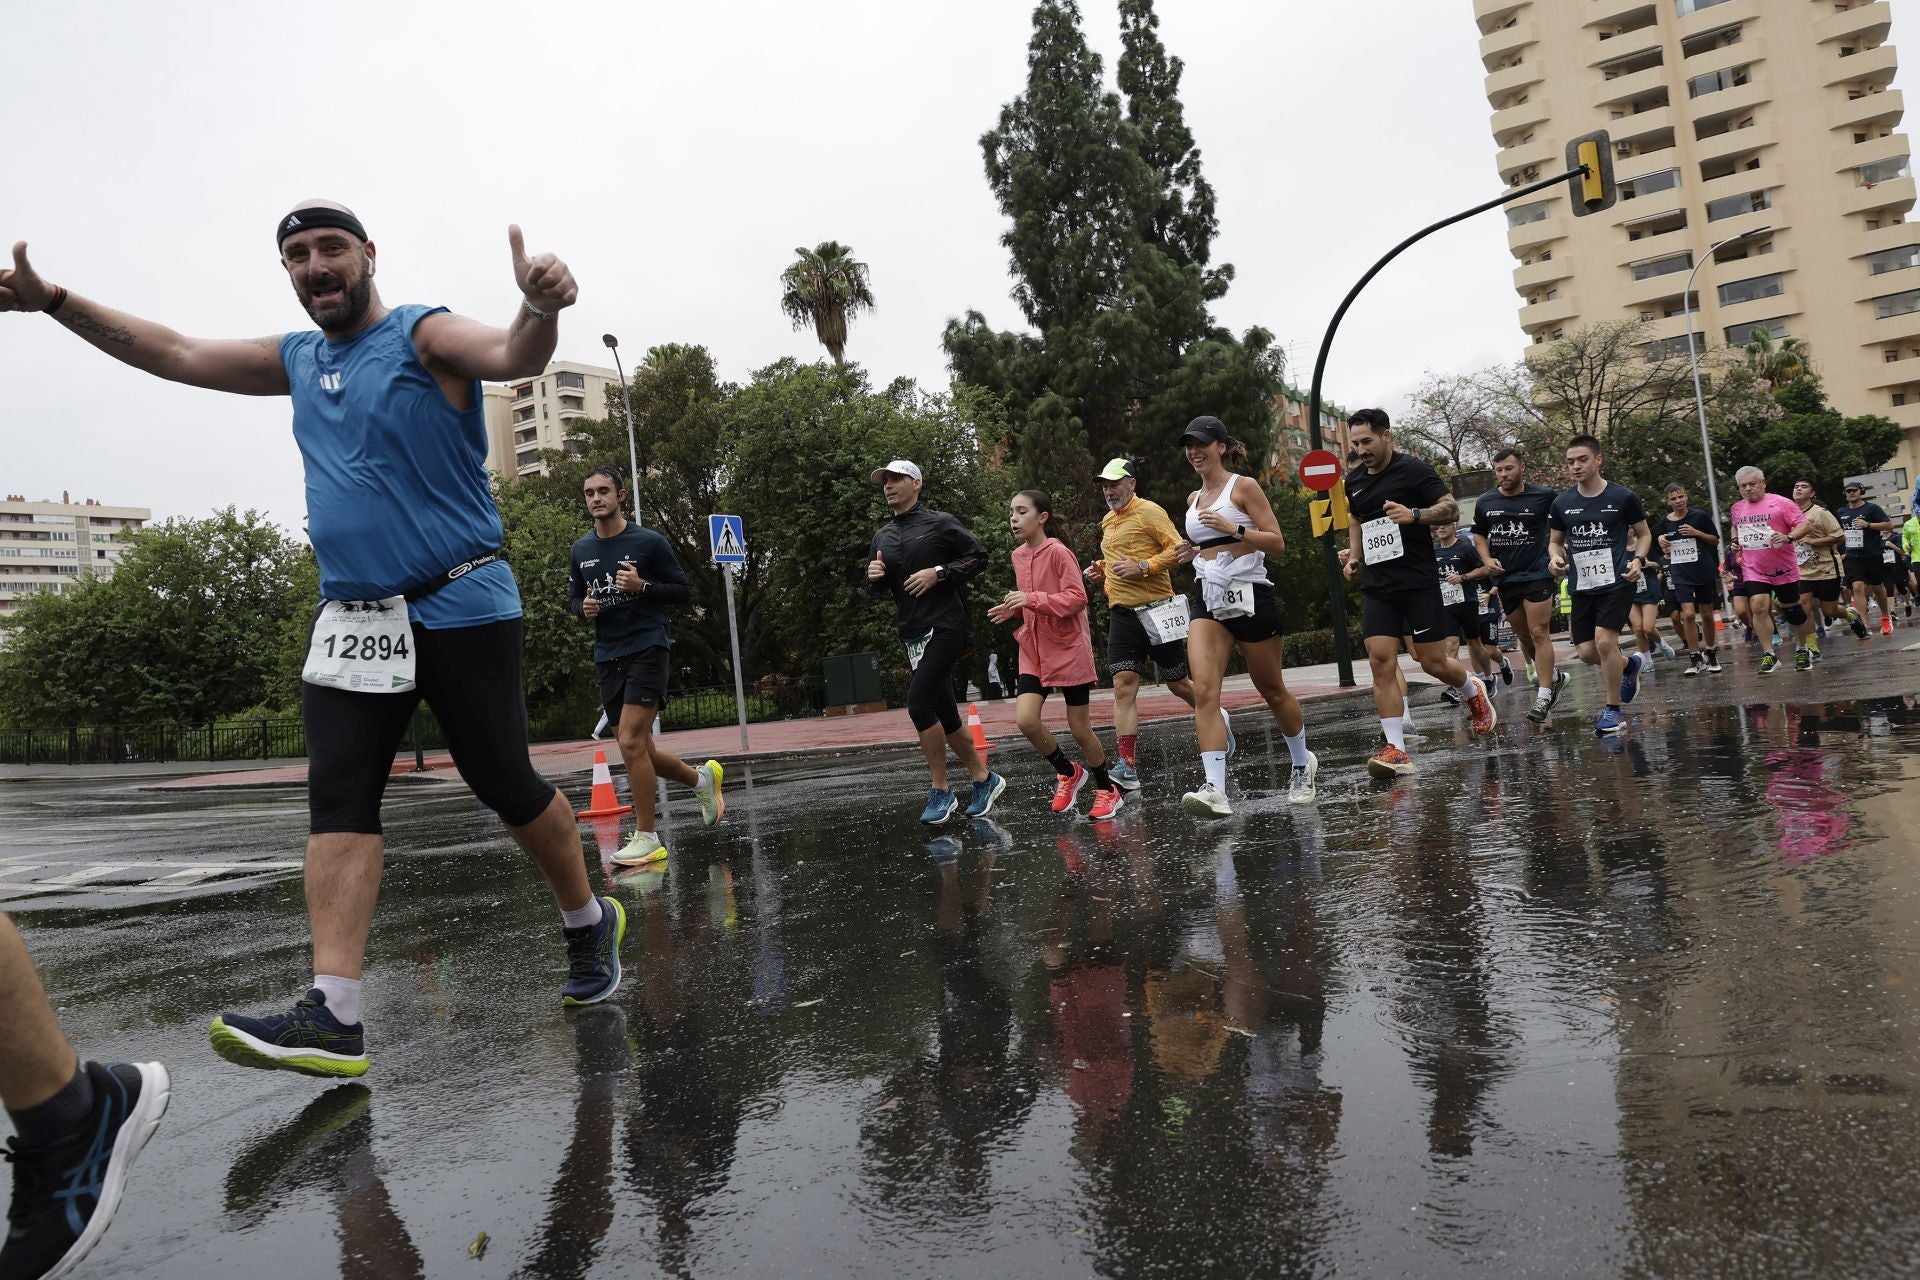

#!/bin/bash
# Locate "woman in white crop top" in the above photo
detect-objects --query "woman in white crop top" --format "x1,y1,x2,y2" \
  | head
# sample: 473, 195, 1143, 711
1172, 415, 1319, 817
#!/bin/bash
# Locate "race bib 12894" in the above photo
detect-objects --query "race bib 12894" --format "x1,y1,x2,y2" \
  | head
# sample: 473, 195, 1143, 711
303, 598, 415, 693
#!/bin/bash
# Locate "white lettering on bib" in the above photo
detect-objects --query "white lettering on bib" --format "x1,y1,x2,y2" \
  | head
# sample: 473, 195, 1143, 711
1845, 527, 1865, 551
303, 598, 415, 693
1737, 522, 1772, 551
1574, 548, 1616, 591
1362, 517, 1404, 564
1668, 538, 1698, 565
905, 630, 933, 670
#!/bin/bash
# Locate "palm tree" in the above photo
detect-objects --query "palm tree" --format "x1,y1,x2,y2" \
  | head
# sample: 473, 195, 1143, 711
1743, 329, 1812, 386
779, 242, 875, 365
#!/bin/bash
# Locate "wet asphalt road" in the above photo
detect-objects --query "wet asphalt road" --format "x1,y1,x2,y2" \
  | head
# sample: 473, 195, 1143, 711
8, 639, 1920, 1278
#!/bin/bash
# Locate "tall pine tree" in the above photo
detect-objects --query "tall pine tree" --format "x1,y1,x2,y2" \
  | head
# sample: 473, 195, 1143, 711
944, 0, 1280, 527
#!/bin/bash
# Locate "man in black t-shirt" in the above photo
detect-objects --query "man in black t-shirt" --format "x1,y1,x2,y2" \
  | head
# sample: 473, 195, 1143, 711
1547, 436, 1652, 737
1837, 481, 1898, 635
1472, 448, 1564, 722
1340, 409, 1496, 778
1654, 482, 1724, 674
570, 467, 723, 868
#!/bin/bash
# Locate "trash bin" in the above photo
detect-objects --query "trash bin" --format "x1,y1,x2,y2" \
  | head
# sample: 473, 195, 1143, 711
823, 652, 883, 708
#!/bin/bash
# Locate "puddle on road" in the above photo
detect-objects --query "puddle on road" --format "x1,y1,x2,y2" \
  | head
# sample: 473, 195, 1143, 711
12, 692, 1920, 1278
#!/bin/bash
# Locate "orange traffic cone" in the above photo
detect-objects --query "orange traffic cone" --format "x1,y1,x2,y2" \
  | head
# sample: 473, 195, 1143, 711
967, 704, 993, 755
577, 749, 633, 819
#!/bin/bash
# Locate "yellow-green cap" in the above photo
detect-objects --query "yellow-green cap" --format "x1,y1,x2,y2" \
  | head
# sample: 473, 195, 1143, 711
1096, 458, 1135, 482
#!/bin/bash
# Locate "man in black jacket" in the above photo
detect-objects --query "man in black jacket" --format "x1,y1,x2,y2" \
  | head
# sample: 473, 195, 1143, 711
570, 467, 723, 867
867, 460, 1004, 825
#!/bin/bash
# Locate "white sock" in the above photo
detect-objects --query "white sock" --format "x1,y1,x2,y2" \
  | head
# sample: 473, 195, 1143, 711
695, 765, 713, 792
1202, 750, 1228, 792
1448, 676, 1473, 707
1400, 705, 1416, 729
561, 897, 604, 930
1537, 684, 1554, 701
1282, 730, 1309, 767
313, 974, 362, 1026
1381, 718, 1407, 751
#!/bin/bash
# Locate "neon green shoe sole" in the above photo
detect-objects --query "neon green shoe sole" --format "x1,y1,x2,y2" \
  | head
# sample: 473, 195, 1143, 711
699, 759, 725, 826
208, 1018, 370, 1078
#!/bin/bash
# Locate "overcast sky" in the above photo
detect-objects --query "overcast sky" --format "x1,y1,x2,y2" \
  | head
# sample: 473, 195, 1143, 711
5, 1, 1909, 529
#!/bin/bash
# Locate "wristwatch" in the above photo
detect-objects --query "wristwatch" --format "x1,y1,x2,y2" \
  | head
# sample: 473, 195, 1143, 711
1236, 523, 1248, 538
1138, 560, 1150, 576
935, 565, 949, 582
1410, 507, 1422, 524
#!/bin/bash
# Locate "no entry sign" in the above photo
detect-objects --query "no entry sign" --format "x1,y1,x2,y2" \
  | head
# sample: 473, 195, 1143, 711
1298, 450, 1342, 492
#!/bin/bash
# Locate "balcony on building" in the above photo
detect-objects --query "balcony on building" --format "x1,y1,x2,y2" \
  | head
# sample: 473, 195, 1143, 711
1611, 177, 1686, 227
1684, 36, 1764, 88
1506, 197, 1568, 252
1676, 0, 1756, 40
1680, 18, 1748, 62
1696, 120, 1774, 168
512, 383, 533, 401
1857, 242, 1920, 302
1844, 172, 1916, 220
1480, 17, 1536, 70
1833, 87, 1905, 134
1620, 209, 1691, 259
1613, 104, 1679, 148
1518, 294, 1580, 330
1814, 1, 1893, 51
1513, 252, 1574, 292
1484, 59, 1543, 103
1491, 96, 1551, 145
1867, 348, 1920, 391
1723, 314, 1795, 347
1592, 38, 1664, 80
1587, 1, 1657, 32
1871, 290, 1920, 346
1827, 44, 1900, 92
1474, 0, 1525, 29
1595, 65, 1670, 112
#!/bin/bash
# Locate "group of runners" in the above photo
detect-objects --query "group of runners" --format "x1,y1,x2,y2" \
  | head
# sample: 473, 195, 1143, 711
0, 205, 1912, 1279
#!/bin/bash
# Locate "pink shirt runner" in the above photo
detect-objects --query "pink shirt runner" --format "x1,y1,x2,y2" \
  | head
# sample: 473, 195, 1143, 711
1011, 538, 1098, 688
1730, 492, 1804, 584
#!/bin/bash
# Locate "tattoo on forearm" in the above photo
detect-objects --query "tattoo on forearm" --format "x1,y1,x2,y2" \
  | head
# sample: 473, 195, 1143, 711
61, 308, 134, 347
508, 307, 531, 342
1429, 498, 1460, 523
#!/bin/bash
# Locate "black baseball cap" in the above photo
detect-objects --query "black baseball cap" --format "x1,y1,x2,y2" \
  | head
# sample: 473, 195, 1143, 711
1180, 415, 1229, 445
1845, 480, 1866, 492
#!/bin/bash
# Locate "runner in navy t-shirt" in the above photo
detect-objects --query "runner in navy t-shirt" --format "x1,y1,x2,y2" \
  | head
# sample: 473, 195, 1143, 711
1546, 435, 1652, 736
1472, 448, 1565, 722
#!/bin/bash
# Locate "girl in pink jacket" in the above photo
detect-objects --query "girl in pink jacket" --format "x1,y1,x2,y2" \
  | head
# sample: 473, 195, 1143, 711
987, 491, 1123, 819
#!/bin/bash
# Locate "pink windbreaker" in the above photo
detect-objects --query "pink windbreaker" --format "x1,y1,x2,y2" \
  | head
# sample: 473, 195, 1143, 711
1011, 538, 1097, 688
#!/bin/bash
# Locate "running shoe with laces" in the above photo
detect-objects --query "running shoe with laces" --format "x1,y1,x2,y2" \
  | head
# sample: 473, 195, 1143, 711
560, 894, 627, 1007
1619, 653, 1643, 705
1439, 684, 1462, 707
1594, 708, 1626, 736
1180, 783, 1232, 818
1288, 750, 1320, 804
1758, 652, 1780, 675
1498, 656, 1514, 687
695, 759, 725, 825
1794, 647, 1812, 672
919, 788, 959, 825
613, 830, 667, 867
1108, 759, 1141, 791
1366, 743, 1415, 778
1088, 786, 1125, 821
1659, 639, 1677, 661
1525, 694, 1551, 725
2, 1061, 171, 1280
1683, 653, 1703, 677
1547, 668, 1571, 710
210, 989, 368, 1078
1465, 679, 1498, 733
966, 770, 1006, 818
1049, 763, 1088, 814
1706, 652, 1723, 673
1882, 616, 1896, 637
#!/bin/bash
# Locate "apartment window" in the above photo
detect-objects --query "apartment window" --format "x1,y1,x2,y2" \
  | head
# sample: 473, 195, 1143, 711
1725, 318, 1790, 345
1631, 252, 1693, 281
1888, 349, 1904, 363
1867, 245, 1920, 276
1688, 66, 1750, 99
1641, 334, 1702, 360
1506, 201, 1550, 227
1675, 0, 1731, 15
559, 395, 585, 411
1621, 169, 1681, 201
1706, 189, 1770, 222
1718, 273, 1784, 306
1895, 393, 1909, 407
1874, 288, 1920, 319
1858, 156, 1912, 187
554, 371, 587, 391
1681, 24, 1742, 58
513, 406, 535, 423
512, 384, 532, 401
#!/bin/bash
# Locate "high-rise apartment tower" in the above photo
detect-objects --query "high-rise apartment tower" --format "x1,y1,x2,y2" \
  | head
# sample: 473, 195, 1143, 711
1479, 0, 1918, 477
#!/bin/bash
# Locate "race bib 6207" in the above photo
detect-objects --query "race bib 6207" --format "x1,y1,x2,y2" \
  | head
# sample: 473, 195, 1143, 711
303, 598, 415, 693
1362, 517, 1404, 564
1440, 576, 1465, 607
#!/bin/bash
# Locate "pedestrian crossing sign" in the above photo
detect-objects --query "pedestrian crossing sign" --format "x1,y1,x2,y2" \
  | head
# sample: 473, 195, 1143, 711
709, 514, 747, 564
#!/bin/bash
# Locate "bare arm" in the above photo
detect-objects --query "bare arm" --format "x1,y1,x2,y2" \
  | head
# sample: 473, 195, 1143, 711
2, 242, 288, 395
412, 225, 577, 381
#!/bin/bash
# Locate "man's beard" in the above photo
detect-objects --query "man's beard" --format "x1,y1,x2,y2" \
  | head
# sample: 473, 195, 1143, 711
301, 272, 373, 332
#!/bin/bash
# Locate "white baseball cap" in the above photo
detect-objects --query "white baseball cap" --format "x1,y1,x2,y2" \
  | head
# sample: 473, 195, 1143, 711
871, 459, 923, 485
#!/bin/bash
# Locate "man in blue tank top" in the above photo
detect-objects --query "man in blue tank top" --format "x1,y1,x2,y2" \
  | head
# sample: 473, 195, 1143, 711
0, 202, 626, 1081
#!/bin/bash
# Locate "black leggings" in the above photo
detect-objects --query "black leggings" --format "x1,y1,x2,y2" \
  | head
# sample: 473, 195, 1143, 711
304, 616, 557, 835
906, 631, 968, 734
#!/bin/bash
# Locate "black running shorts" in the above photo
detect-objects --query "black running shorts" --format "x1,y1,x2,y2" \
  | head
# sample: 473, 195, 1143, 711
597, 645, 671, 726
1363, 585, 1449, 644
1014, 674, 1092, 706
1569, 584, 1635, 647
1106, 603, 1191, 682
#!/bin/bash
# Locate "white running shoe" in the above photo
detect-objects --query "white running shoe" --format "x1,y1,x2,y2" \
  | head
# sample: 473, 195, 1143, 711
1287, 751, 1319, 805
1180, 784, 1232, 819
695, 760, 725, 826
613, 831, 667, 867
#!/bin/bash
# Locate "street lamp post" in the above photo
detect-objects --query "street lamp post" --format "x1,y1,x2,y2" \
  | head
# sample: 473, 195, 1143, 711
601, 333, 644, 526
1680, 223, 1769, 613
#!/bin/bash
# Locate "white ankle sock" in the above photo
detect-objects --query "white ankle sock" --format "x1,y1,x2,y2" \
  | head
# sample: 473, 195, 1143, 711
561, 897, 604, 930
1381, 718, 1407, 751
1282, 730, 1309, 766
1201, 750, 1228, 792
313, 974, 362, 1025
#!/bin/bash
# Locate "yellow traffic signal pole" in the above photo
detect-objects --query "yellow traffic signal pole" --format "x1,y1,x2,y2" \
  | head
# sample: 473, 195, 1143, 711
1304, 134, 1615, 687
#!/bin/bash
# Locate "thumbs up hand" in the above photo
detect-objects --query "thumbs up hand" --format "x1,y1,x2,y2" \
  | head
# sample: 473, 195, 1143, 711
867, 550, 887, 583
508, 224, 577, 315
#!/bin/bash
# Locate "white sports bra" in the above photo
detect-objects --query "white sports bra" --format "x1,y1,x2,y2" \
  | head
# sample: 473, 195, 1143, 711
1186, 475, 1270, 586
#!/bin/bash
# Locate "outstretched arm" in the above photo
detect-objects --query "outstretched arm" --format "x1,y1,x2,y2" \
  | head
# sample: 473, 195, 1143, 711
1, 242, 288, 395
413, 225, 577, 382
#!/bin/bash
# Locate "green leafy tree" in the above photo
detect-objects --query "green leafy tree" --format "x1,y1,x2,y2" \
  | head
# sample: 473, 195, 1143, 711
0, 509, 306, 726
1724, 374, 1902, 507
780, 242, 876, 366
942, 0, 1280, 539
1743, 328, 1814, 388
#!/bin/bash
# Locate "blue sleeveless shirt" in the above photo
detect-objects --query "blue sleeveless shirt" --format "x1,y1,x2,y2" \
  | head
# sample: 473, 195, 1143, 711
281, 304, 520, 629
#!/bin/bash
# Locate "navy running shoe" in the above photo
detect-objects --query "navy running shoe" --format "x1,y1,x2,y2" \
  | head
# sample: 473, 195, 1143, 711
919, 788, 959, 825
965, 770, 1006, 818
561, 895, 627, 1007
210, 989, 368, 1078
2, 1061, 170, 1280
1619, 653, 1643, 705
